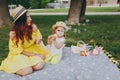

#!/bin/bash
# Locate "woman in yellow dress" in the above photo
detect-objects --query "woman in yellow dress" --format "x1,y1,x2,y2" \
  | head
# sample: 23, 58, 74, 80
0, 5, 50, 76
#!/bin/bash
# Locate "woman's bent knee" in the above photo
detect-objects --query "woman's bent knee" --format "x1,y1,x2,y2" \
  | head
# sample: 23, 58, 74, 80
16, 67, 33, 76
32, 62, 44, 70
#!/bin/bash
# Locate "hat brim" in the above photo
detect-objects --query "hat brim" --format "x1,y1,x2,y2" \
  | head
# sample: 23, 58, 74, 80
52, 24, 67, 31
12, 10, 27, 23
11, 6, 31, 23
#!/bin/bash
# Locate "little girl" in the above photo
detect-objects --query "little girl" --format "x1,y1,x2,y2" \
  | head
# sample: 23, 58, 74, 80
46, 21, 67, 64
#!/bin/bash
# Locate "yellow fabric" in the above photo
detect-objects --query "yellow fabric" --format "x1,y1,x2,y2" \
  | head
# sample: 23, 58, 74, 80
45, 54, 62, 64
50, 54, 62, 64
0, 29, 50, 73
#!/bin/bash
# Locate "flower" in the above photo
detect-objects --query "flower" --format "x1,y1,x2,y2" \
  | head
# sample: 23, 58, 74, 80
73, 28, 77, 33
86, 19, 90, 23
78, 23, 81, 26
78, 29, 81, 34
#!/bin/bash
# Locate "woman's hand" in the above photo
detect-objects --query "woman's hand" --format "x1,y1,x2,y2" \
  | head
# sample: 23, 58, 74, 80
9, 31, 16, 40
36, 37, 41, 44
22, 51, 45, 60
35, 54, 45, 60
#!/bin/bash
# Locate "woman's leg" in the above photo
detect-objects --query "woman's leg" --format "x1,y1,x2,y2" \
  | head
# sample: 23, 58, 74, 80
32, 62, 44, 71
16, 67, 33, 76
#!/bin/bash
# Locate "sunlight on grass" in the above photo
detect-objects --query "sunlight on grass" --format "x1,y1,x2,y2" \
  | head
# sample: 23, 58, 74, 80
66, 38, 77, 46
30, 6, 119, 13
86, 6, 118, 12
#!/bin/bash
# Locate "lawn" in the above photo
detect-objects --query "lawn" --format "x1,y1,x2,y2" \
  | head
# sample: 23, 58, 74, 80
0, 15, 120, 68
30, 6, 119, 13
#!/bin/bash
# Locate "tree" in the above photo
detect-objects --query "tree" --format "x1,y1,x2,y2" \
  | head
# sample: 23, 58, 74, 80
67, 0, 86, 25
67, 0, 83, 25
117, 0, 120, 11
80, 0, 86, 22
117, 0, 120, 3
0, 0, 11, 27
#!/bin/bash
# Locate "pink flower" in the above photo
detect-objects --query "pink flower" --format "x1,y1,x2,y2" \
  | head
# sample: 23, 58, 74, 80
87, 46, 103, 56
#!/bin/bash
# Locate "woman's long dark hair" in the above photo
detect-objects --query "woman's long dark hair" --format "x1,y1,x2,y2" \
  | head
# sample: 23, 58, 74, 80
12, 12, 33, 46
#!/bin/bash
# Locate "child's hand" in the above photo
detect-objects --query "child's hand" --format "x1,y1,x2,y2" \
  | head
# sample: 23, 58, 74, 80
36, 37, 41, 44
52, 34, 57, 41
50, 35, 56, 41
47, 34, 56, 44
47, 35, 53, 44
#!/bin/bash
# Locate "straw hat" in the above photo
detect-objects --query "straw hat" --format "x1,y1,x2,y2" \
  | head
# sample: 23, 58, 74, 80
52, 21, 68, 31
11, 5, 27, 23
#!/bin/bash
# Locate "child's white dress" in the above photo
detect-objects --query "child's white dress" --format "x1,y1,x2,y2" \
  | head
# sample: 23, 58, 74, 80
46, 37, 65, 64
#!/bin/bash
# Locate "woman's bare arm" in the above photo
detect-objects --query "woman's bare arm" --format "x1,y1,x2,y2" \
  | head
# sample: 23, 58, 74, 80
22, 51, 36, 56
22, 51, 45, 59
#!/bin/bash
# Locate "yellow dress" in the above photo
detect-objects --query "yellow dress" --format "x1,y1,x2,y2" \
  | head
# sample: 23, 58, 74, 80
0, 29, 50, 73
46, 37, 65, 64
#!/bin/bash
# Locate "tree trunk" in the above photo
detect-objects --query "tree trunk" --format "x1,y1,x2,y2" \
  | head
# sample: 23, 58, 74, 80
117, 0, 120, 11
79, 0, 86, 22
98, 0, 103, 7
67, 0, 83, 25
0, 0, 11, 27
119, 4, 120, 11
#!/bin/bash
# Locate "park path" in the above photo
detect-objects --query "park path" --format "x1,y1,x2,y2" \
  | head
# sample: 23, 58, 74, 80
30, 12, 120, 15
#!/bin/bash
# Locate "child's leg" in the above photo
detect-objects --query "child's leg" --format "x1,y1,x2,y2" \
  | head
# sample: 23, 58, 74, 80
50, 54, 62, 64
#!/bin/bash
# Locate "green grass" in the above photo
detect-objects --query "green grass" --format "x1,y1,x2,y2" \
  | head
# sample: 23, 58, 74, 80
0, 27, 10, 62
86, 6, 119, 12
30, 6, 119, 13
0, 15, 120, 67
30, 8, 69, 13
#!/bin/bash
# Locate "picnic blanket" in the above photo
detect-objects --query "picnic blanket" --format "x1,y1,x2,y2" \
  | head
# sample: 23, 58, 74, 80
0, 47, 120, 80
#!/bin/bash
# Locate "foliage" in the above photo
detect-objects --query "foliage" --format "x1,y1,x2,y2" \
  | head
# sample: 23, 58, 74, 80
29, 0, 39, 9
41, 0, 51, 8
6, 0, 51, 8
50, 0, 55, 2
6, 0, 30, 8
29, 0, 51, 8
